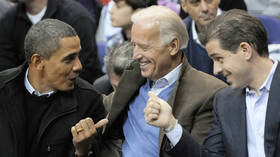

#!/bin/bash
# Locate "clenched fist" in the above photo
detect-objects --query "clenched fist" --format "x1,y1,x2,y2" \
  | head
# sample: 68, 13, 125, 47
144, 92, 176, 131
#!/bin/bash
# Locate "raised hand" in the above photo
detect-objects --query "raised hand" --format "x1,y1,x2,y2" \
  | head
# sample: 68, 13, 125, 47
71, 118, 108, 157
144, 92, 176, 130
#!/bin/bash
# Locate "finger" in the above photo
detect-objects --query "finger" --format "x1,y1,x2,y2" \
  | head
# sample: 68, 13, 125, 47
84, 117, 95, 130
95, 119, 109, 129
145, 106, 160, 115
75, 123, 85, 138
71, 126, 78, 137
150, 107, 160, 114
146, 113, 159, 122
148, 91, 157, 98
146, 99, 161, 110
148, 91, 168, 106
79, 119, 89, 132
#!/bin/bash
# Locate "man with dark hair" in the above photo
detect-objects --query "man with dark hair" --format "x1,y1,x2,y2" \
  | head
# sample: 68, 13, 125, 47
180, 0, 225, 81
0, 19, 107, 157
144, 9, 280, 157
0, 0, 102, 83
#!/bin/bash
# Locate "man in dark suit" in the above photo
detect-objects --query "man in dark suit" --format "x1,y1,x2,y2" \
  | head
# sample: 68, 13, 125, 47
144, 9, 279, 157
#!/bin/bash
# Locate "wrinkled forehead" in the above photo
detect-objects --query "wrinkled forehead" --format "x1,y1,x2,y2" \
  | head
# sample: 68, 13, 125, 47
131, 22, 160, 43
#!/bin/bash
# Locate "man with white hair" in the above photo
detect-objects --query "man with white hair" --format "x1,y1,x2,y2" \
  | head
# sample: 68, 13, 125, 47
73, 5, 226, 157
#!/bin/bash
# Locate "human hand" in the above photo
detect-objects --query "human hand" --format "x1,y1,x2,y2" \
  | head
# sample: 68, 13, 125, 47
71, 118, 108, 157
144, 92, 176, 131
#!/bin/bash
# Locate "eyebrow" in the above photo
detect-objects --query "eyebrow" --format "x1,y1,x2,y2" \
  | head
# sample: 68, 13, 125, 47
61, 52, 79, 62
209, 53, 220, 58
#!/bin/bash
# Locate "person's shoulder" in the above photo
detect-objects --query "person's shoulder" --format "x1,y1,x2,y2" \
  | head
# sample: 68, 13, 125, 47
185, 67, 227, 90
0, 3, 21, 23
56, 0, 92, 19
0, 65, 24, 88
183, 16, 193, 29
75, 77, 96, 92
216, 86, 238, 98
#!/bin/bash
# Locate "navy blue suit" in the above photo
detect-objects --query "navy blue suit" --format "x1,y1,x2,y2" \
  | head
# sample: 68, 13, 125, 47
167, 63, 280, 157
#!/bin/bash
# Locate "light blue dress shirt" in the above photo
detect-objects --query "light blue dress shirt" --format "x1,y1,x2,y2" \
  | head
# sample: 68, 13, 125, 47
246, 60, 278, 157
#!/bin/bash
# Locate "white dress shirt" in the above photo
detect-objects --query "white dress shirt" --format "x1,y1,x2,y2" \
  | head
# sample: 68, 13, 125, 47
246, 60, 278, 157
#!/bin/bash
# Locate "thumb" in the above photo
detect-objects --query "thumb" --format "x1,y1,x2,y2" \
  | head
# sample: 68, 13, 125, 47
148, 91, 157, 98
95, 118, 109, 129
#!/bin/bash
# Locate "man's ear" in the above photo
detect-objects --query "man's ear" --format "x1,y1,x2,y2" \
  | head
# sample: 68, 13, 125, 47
180, 0, 188, 13
240, 42, 253, 60
169, 38, 180, 56
30, 53, 45, 70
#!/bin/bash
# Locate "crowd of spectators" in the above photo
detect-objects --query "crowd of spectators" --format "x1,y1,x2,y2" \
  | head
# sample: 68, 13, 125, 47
0, 0, 279, 157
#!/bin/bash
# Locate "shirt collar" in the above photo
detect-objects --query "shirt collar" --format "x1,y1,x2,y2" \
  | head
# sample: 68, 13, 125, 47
24, 68, 56, 97
150, 63, 182, 89
246, 60, 278, 94
192, 8, 222, 47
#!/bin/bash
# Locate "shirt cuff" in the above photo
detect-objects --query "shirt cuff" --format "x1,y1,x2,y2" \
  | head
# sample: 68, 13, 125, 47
165, 122, 183, 147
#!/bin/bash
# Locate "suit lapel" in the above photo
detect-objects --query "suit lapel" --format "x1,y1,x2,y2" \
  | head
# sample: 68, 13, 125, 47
229, 88, 248, 157
264, 64, 280, 157
106, 62, 146, 131
158, 55, 191, 154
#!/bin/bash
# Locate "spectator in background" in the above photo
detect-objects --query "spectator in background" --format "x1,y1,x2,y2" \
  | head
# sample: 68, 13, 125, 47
179, 0, 247, 20
107, 0, 157, 52
180, 0, 225, 81
76, 0, 103, 26
93, 41, 134, 95
0, 0, 102, 83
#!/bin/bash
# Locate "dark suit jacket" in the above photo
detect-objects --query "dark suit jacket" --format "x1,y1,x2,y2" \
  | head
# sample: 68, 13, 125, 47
0, 64, 106, 157
168, 64, 280, 157
100, 54, 227, 157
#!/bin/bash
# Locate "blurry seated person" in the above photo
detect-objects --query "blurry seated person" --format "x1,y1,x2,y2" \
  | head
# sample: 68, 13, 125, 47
93, 42, 133, 96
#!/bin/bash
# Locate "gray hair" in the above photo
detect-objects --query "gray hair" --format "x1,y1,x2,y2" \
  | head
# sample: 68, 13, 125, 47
104, 41, 134, 76
24, 19, 77, 63
131, 5, 188, 49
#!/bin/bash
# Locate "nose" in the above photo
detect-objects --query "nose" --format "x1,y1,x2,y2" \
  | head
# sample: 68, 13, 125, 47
73, 56, 83, 72
132, 45, 143, 60
200, 1, 209, 13
213, 61, 222, 75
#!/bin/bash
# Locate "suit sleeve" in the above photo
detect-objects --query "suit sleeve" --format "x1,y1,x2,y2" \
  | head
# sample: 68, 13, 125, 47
166, 95, 227, 157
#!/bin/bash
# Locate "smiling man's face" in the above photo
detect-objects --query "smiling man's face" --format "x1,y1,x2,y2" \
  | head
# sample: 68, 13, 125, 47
39, 35, 83, 91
